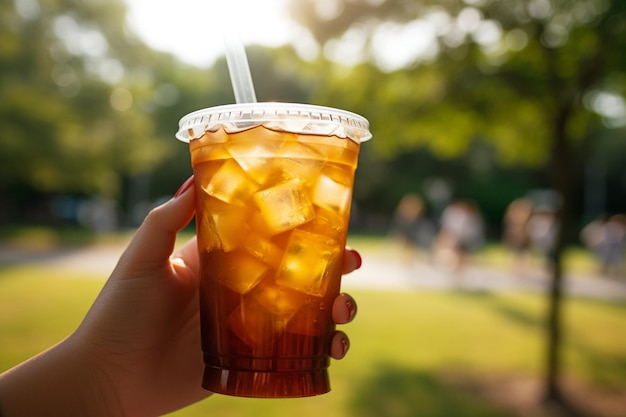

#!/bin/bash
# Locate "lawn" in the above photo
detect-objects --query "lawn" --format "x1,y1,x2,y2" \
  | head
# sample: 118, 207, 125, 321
1, 251, 624, 417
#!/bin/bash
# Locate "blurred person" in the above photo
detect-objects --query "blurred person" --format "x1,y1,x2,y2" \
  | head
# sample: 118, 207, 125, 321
582, 214, 626, 278
502, 198, 533, 276
527, 205, 559, 267
388, 193, 436, 262
602, 214, 626, 277
433, 199, 485, 274
581, 214, 609, 263
0, 176, 363, 417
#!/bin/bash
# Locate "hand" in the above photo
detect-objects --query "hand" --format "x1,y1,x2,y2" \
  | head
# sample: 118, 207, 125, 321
0, 176, 362, 417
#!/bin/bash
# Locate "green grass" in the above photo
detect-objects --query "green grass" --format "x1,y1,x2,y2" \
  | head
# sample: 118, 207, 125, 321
0, 265, 105, 370
1, 257, 624, 417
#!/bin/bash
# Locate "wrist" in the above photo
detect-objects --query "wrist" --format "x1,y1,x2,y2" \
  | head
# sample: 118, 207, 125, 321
0, 335, 123, 417
62, 333, 125, 417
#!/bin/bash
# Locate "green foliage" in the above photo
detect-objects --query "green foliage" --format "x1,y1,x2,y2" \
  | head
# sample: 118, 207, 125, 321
287, 0, 626, 168
2, 0, 625, 229
0, 0, 225, 212
0, 0, 350, 221
1, 0, 150, 196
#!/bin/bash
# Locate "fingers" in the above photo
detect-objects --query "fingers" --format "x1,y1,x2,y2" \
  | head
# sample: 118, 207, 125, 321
116, 176, 196, 272
333, 251, 360, 361
170, 236, 200, 286
330, 331, 350, 360
332, 293, 357, 324
335, 249, 360, 364
331, 292, 357, 360
342, 247, 362, 274
172, 236, 199, 273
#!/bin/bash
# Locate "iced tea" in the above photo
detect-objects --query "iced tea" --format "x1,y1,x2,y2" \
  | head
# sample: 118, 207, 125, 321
176, 103, 370, 397
191, 123, 360, 397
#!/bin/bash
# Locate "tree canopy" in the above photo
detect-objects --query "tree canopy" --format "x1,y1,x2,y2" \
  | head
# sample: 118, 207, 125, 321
287, 0, 626, 165
2, 0, 625, 229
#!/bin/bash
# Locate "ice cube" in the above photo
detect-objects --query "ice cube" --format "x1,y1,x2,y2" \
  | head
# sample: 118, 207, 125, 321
228, 299, 283, 353
253, 178, 315, 234
252, 283, 304, 317
244, 233, 284, 267
312, 170, 352, 214
227, 281, 301, 352
286, 302, 331, 336
275, 142, 326, 185
212, 249, 268, 294
300, 206, 346, 241
297, 134, 360, 165
202, 159, 260, 206
191, 143, 230, 167
276, 229, 341, 297
227, 141, 280, 185
229, 124, 295, 142
296, 132, 347, 148
201, 199, 251, 252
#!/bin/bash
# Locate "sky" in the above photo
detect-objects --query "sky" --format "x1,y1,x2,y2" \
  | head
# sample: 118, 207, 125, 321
120, 0, 490, 72
122, 0, 438, 71
123, 0, 304, 68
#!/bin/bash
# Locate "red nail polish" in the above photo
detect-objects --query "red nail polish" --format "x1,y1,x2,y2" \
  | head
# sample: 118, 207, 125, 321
341, 337, 350, 357
174, 175, 195, 198
345, 298, 357, 321
350, 249, 362, 270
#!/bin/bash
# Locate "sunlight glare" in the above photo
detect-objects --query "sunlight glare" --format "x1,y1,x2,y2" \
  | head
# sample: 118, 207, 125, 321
124, 0, 297, 67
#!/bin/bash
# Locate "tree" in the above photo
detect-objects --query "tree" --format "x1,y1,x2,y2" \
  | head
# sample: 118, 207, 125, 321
0, 0, 182, 222
0, 0, 338, 225
287, 0, 626, 407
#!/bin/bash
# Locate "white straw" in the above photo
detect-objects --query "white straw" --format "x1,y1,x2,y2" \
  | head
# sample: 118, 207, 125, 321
223, 31, 257, 103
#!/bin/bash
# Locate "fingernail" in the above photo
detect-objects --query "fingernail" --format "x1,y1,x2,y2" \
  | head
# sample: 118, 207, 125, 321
340, 337, 350, 357
174, 175, 195, 198
349, 249, 362, 270
345, 298, 357, 321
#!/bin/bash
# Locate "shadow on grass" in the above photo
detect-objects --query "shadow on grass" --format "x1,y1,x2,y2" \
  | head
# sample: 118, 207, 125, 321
448, 289, 626, 392
349, 363, 509, 417
449, 289, 544, 329
348, 363, 617, 417
487, 297, 544, 329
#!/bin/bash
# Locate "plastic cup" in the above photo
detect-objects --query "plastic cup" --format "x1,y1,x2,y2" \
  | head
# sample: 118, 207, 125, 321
176, 102, 371, 398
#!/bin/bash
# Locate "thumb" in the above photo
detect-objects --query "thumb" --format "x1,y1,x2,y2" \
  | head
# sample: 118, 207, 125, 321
117, 176, 196, 272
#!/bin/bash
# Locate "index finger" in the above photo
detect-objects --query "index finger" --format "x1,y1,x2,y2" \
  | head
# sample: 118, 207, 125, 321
342, 247, 362, 274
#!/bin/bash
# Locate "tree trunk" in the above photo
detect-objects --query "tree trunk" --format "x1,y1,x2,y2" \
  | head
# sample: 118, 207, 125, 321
545, 245, 565, 403
543, 97, 574, 405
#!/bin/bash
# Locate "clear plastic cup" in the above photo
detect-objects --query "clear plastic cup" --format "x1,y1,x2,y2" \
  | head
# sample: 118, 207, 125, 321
176, 102, 371, 397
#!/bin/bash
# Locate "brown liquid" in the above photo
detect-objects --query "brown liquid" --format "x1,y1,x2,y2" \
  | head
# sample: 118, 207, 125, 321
191, 125, 359, 397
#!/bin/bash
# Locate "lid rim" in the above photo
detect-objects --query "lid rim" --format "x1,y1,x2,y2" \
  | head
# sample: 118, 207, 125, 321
175, 102, 371, 143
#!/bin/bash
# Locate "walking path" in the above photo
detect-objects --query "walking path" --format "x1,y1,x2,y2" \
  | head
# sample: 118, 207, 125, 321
341, 257, 626, 301
2, 244, 626, 301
